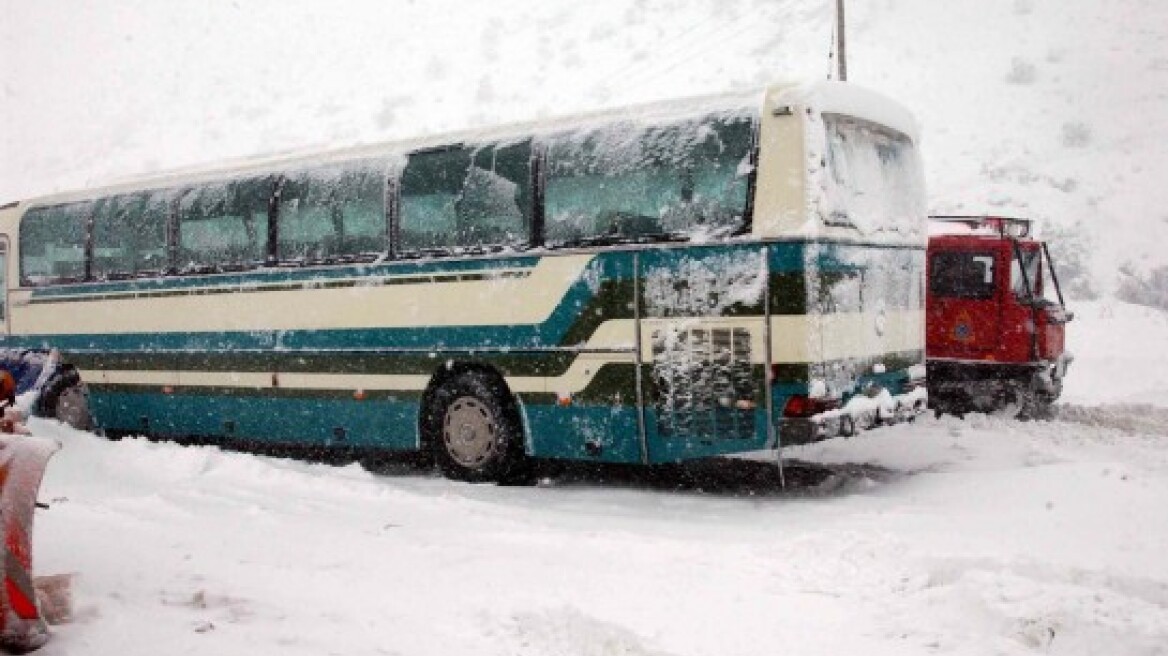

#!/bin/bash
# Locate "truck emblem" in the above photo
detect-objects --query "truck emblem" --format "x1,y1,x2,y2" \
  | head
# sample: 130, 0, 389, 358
953, 310, 975, 343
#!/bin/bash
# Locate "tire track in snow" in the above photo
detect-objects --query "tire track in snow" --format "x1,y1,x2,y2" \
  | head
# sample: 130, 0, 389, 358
1052, 403, 1168, 436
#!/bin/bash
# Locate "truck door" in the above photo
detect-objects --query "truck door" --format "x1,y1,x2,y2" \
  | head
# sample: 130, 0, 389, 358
927, 247, 1002, 359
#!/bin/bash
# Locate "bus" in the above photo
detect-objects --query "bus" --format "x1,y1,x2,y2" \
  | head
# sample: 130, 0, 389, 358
0, 81, 927, 482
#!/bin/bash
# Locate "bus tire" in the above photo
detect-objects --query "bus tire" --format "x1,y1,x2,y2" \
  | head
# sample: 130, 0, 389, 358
425, 371, 526, 483
38, 366, 93, 431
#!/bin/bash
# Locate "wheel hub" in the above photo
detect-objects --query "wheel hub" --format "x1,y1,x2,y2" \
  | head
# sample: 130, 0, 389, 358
442, 396, 498, 468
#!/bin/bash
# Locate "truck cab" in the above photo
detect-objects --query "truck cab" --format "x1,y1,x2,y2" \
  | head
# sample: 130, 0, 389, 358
926, 216, 1073, 417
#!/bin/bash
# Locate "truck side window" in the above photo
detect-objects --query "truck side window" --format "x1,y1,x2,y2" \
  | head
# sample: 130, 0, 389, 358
930, 252, 996, 299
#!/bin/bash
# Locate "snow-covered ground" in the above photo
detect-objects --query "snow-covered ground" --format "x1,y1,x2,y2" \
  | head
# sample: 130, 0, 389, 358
20, 300, 1167, 656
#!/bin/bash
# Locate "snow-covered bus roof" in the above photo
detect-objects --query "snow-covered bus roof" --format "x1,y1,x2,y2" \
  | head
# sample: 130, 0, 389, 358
9, 81, 918, 210
770, 80, 920, 144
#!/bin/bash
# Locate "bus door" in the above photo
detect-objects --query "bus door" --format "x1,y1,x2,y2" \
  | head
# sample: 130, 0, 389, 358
637, 247, 767, 462
926, 247, 1002, 360
0, 238, 8, 336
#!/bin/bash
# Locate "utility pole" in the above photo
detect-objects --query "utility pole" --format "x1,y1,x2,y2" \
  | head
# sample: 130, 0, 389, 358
836, 0, 847, 82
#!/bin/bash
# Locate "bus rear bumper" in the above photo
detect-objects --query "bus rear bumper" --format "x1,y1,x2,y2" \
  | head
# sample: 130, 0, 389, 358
778, 386, 928, 447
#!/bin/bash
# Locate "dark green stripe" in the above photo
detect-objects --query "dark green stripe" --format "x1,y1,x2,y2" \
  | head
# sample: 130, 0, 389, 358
558, 279, 635, 346
68, 349, 592, 378
88, 383, 424, 401
769, 363, 809, 384
29, 270, 530, 305
769, 272, 807, 316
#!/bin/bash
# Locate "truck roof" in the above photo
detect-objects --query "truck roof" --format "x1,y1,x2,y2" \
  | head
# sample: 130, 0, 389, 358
929, 215, 1036, 240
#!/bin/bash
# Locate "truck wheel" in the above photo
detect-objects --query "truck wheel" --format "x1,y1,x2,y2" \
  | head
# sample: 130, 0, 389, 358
424, 372, 527, 483
1006, 380, 1053, 421
37, 366, 93, 431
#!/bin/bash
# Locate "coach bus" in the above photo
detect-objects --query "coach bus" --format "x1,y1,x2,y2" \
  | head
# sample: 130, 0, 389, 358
0, 81, 927, 482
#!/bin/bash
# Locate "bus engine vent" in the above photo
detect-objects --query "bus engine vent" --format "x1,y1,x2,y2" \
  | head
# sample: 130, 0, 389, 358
651, 328, 756, 440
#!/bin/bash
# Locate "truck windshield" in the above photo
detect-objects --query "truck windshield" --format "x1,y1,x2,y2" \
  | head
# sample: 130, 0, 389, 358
1012, 246, 1063, 304
930, 251, 996, 299
1011, 248, 1040, 300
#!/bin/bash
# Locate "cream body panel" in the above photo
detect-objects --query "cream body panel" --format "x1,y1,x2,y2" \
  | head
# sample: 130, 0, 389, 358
15, 255, 594, 336
751, 97, 808, 240
770, 310, 923, 364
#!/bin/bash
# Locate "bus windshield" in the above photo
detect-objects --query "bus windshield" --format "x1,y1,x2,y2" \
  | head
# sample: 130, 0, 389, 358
822, 114, 924, 235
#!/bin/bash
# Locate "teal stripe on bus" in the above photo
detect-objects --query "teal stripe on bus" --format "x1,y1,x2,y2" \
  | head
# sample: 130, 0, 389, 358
27, 255, 541, 300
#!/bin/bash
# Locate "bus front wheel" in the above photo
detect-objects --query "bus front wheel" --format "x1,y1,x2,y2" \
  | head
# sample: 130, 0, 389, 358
425, 371, 527, 483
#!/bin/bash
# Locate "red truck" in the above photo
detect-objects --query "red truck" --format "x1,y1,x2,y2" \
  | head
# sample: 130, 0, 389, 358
926, 216, 1073, 418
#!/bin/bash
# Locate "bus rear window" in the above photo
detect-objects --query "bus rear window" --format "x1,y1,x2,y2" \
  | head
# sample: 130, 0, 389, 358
543, 113, 754, 246
930, 251, 996, 299
823, 115, 924, 234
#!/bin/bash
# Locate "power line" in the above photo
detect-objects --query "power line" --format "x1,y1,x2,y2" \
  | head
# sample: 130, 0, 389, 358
607, 13, 779, 97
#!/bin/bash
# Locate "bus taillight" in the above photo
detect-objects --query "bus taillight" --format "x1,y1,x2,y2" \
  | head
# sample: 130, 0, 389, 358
781, 395, 840, 419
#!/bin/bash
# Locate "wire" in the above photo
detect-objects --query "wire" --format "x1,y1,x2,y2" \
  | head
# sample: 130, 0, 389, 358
588, 15, 715, 87
607, 13, 780, 97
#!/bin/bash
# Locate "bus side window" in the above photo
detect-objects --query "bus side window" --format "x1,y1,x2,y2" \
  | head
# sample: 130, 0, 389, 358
19, 202, 91, 285
92, 191, 170, 279
177, 177, 274, 272
278, 160, 388, 262
543, 114, 753, 246
399, 141, 532, 254
464, 141, 531, 247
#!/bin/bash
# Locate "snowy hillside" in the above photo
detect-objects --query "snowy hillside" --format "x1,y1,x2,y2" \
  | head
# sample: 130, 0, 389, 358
3, 0, 1167, 292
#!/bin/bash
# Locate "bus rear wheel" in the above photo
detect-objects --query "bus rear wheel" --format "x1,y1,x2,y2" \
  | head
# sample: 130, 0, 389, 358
37, 366, 93, 431
425, 372, 527, 483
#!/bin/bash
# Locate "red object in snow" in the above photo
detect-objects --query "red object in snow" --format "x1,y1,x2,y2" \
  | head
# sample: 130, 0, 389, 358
926, 216, 1073, 417
0, 436, 59, 653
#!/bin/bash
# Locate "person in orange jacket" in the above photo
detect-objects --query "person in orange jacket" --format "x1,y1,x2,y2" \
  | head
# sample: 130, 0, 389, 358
0, 371, 31, 434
